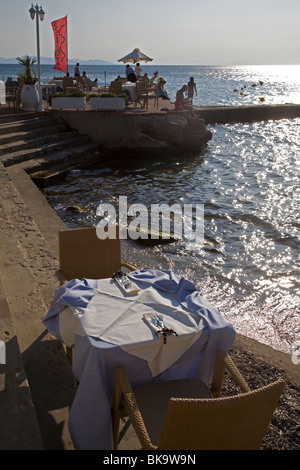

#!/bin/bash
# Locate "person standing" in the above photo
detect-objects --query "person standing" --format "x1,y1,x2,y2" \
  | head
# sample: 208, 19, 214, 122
74, 63, 80, 76
187, 77, 197, 103
125, 64, 137, 83
135, 63, 142, 78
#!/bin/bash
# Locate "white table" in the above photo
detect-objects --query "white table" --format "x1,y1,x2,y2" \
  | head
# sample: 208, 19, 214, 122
44, 269, 235, 450
40, 83, 57, 95
50, 79, 63, 89
122, 82, 137, 101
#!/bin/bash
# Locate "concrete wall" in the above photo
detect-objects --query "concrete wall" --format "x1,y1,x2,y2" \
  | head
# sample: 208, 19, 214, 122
194, 104, 300, 124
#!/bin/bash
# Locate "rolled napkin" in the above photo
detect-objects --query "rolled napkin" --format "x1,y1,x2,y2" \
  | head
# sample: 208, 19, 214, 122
143, 314, 178, 343
112, 271, 140, 295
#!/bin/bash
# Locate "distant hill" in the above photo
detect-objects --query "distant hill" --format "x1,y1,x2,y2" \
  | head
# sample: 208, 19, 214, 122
0, 56, 114, 65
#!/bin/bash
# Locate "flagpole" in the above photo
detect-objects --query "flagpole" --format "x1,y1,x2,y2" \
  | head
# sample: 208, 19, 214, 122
66, 15, 68, 75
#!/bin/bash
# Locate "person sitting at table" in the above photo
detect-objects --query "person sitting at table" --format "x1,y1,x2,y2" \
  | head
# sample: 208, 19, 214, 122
82, 71, 92, 91
149, 71, 158, 86
92, 78, 98, 88
125, 64, 137, 83
174, 84, 188, 110
123, 89, 133, 105
143, 72, 150, 86
157, 78, 170, 100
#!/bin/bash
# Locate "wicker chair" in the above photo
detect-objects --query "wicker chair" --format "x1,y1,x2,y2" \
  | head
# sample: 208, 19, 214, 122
63, 76, 77, 93
109, 81, 124, 94
57, 226, 136, 362
5, 86, 21, 109
112, 350, 285, 450
135, 81, 158, 110
74, 76, 83, 91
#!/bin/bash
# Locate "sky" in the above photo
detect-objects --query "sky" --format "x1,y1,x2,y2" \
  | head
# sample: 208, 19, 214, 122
0, 0, 299, 65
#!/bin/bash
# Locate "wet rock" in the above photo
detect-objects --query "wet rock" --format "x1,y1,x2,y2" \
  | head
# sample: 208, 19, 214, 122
66, 205, 85, 213
140, 111, 212, 152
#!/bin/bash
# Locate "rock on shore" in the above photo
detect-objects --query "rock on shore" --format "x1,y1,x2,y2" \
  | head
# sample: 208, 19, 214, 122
138, 111, 213, 151
50, 109, 212, 153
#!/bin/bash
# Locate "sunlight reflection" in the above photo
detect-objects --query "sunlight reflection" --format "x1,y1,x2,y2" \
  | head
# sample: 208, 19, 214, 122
41, 117, 300, 355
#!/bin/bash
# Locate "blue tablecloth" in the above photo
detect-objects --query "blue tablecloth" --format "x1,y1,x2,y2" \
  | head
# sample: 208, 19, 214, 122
43, 269, 235, 449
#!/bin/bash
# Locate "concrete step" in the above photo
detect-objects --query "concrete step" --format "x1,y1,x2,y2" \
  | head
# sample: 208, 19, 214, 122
0, 129, 79, 155
0, 123, 67, 145
0, 113, 101, 176
0, 116, 59, 135
1, 135, 91, 166
23, 141, 104, 174
0, 111, 45, 126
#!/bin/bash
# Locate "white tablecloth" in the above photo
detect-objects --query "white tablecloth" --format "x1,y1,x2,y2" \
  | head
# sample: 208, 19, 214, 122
122, 82, 137, 100
44, 269, 236, 450
50, 79, 63, 89
58, 277, 206, 376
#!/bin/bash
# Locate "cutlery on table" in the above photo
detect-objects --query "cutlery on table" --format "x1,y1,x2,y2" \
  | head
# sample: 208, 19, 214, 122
151, 315, 178, 343
112, 271, 140, 295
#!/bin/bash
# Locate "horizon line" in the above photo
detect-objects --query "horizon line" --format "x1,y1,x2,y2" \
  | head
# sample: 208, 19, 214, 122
0, 58, 299, 67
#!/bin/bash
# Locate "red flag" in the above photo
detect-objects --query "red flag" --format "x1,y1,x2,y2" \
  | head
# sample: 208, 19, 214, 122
51, 16, 68, 73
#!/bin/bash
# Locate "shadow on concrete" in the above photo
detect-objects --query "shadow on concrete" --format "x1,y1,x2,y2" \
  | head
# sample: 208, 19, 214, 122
21, 329, 78, 450
0, 335, 43, 449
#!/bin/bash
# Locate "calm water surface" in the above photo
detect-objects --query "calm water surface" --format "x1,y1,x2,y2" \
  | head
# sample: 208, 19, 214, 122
41, 117, 300, 355
1, 63, 300, 106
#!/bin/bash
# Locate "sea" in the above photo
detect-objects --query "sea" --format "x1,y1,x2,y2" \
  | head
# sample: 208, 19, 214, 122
1, 63, 299, 355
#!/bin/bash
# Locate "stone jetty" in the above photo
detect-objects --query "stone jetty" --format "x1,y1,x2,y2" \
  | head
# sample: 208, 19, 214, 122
194, 103, 300, 124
